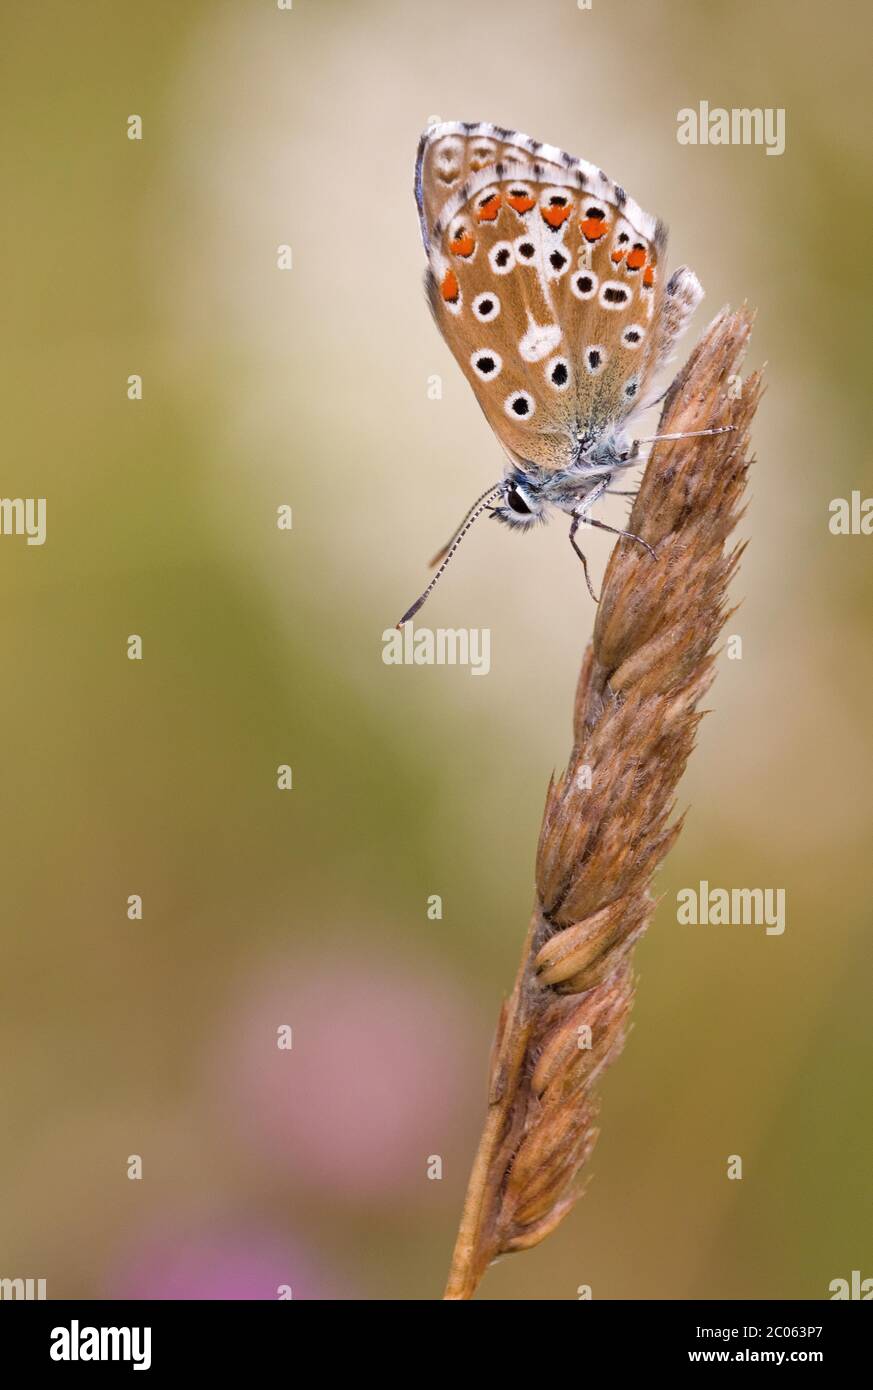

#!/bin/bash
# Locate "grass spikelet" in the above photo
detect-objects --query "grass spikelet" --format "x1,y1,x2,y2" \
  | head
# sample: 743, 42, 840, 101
444, 306, 760, 1300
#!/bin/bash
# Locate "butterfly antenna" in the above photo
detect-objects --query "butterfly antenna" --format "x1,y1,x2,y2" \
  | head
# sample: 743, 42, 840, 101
396, 483, 503, 629
427, 481, 508, 567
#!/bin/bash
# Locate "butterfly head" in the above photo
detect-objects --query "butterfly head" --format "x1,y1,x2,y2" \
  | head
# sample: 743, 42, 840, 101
490, 473, 546, 529
491, 425, 629, 529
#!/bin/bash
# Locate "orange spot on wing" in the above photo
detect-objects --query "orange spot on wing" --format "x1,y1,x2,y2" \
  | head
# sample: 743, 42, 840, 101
475, 194, 501, 222
626, 247, 646, 270
440, 269, 460, 303
611, 248, 626, 264
643, 264, 655, 287
580, 217, 608, 242
541, 204, 572, 229
449, 232, 475, 257
507, 193, 535, 214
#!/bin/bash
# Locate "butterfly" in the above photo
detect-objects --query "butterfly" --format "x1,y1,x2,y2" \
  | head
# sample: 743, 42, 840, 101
398, 121, 729, 626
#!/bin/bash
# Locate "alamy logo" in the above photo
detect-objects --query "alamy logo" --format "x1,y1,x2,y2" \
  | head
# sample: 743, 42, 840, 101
0, 1276, 46, 1299
829, 491, 873, 535
50, 1320, 152, 1371
382, 621, 491, 676
829, 1270, 873, 1300
0, 497, 46, 545
677, 102, 785, 156
677, 880, 786, 935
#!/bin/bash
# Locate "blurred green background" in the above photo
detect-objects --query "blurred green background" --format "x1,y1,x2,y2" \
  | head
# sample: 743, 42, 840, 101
0, 0, 870, 1300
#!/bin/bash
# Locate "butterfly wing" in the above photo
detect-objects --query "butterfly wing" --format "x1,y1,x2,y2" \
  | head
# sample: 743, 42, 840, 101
416, 123, 702, 474
416, 123, 573, 253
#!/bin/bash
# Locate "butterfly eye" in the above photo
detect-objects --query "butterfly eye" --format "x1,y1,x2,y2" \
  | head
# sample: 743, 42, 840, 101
506, 484, 532, 515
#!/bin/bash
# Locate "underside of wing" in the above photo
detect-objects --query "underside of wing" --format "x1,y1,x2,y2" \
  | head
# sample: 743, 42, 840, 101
415, 121, 662, 254
417, 125, 674, 473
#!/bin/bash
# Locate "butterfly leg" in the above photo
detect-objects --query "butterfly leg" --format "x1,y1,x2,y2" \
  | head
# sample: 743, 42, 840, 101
568, 512, 599, 603
631, 425, 735, 448
617, 425, 735, 470
585, 515, 657, 561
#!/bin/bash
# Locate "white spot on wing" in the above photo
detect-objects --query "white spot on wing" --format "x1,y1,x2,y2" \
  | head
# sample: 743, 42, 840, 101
519, 317, 562, 363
